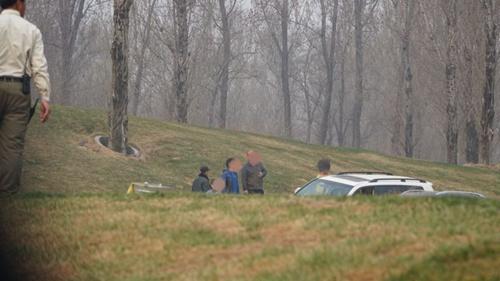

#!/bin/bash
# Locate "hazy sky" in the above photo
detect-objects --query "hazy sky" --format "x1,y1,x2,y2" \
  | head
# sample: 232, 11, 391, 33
242, 0, 252, 9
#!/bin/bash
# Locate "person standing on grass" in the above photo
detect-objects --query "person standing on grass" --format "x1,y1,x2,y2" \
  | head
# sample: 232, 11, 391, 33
0, 0, 51, 196
241, 151, 267, 195
317, 159, 331, 178
221, 157, 242, 194
192, 166, 212, 193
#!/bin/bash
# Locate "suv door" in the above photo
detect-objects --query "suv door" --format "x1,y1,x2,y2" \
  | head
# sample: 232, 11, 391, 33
373, 185, 423, 195
353, 185, 423, 196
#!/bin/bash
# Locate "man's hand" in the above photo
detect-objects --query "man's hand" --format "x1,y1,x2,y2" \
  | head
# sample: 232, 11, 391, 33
40, 100, 51, 123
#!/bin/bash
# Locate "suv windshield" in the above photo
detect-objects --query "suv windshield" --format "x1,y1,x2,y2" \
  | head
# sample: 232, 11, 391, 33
297, 179, 353, 197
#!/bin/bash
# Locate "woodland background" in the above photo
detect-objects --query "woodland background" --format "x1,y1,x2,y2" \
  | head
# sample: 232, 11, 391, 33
21, 0, 500, 164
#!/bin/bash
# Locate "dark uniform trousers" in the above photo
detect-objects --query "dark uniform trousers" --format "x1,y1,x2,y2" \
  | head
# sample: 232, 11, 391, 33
0, 81, 30, 196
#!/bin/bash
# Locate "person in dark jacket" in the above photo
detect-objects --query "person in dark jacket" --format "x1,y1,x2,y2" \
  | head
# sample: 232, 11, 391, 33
317, 158, 331, 177
192, 166, 211, 193
241, 151, 267, 194
221, 158, 242, 194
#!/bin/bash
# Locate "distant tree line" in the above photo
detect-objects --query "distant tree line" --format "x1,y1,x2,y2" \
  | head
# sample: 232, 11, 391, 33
23, 0, 500, 164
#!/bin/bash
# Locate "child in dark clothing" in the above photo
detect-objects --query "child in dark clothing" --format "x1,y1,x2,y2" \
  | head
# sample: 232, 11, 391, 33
192, 166, 211, 193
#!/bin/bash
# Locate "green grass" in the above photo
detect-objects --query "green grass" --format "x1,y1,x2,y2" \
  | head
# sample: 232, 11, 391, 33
1, 193, 499, 281
20, 106, 500, 196
0, 106, 499, 281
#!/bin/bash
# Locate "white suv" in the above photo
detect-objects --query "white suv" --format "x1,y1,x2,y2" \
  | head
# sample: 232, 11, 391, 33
294, 172, 434, 197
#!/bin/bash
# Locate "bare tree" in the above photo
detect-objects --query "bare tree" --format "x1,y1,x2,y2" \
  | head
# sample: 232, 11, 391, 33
296, 38, 321, 144
352, 0, 365, 148
463, 46, 479, 163
352, 0, 378, 148
173, 0, 190, 123
334, 41, 349, 146
24, 0, 500, 164
318, 0, 339, 145
444, 0, 459, 164
479, 0, 497, 164
131, 0, 158, 116
333, 0, 353, 147
57, 0, 88, 105
391, 0, 416, 157
109, 0, 133, 153
280, 0, 292, 137
459, 1, 481, 164
257, 0, 293, 137
217, 0, 233, 128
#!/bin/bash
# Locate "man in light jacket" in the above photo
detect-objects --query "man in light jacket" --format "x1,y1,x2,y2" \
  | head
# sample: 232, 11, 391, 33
0, 0, 51, 196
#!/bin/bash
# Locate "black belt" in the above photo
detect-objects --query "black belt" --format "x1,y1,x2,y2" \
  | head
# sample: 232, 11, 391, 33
0, 76, 23, 83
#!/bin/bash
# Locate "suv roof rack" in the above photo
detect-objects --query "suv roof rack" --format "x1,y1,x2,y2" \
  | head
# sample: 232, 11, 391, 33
337, 171, 393, 176
369, 178, 427, 183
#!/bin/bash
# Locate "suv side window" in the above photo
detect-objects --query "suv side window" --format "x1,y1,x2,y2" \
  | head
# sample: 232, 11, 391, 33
373, 185, 423, 195
353, 186, 374, 196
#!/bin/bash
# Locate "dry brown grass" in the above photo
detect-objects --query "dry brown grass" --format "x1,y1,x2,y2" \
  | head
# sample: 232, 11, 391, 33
3, 194, 498, 281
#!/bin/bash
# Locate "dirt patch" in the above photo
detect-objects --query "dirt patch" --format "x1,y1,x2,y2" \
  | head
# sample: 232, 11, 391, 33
165, 243, 263, 275
254, 254, 295, 273
344, 267, 388, 281
260, 220, 322, 247
193, 209, 245, 236
386, 240, 436, 259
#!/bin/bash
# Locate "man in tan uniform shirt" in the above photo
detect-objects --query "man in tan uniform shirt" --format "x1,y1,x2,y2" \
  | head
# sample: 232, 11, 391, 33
0, 0, 51, 195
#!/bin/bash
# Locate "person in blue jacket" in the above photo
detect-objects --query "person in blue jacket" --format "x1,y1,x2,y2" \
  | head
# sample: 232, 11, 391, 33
221, 157, 242, 194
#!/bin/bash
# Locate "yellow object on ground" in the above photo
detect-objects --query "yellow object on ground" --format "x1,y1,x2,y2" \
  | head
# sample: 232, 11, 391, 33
127, 183, 136, 194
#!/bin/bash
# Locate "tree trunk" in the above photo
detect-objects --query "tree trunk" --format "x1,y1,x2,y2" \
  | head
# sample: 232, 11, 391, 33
174, 0, 189, 123
319, 0, 339, 145
391, 0, 415, 157
303, 72, 313, 144
281, 0, 292, 138
58, 0, 86, 105
466, 118, 479, 163
403, 0, 415, 158
209, 83, 219, 127
60, 47, 73, 105
463, 47, 479, 164
337, 56, 346, 147
132, 0, 157, 116
109, 0, 133, 154
391, 78, 404, 155
300, 46, 314, 144
479, 0, 497, 164
445, 0, 459, 164
352, 0, 364, 148
218, 0, 231, 129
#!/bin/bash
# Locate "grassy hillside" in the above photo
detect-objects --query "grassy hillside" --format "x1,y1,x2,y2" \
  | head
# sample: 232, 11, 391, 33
21, 106, 500, 196
0, 106, 499, 281
1, 193, 499, 281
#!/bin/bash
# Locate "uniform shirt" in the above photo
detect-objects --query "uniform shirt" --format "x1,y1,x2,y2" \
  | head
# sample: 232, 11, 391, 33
0, 9, 50, 101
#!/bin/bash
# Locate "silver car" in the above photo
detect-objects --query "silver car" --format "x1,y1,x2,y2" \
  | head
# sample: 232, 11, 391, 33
295, 172, 434, 197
